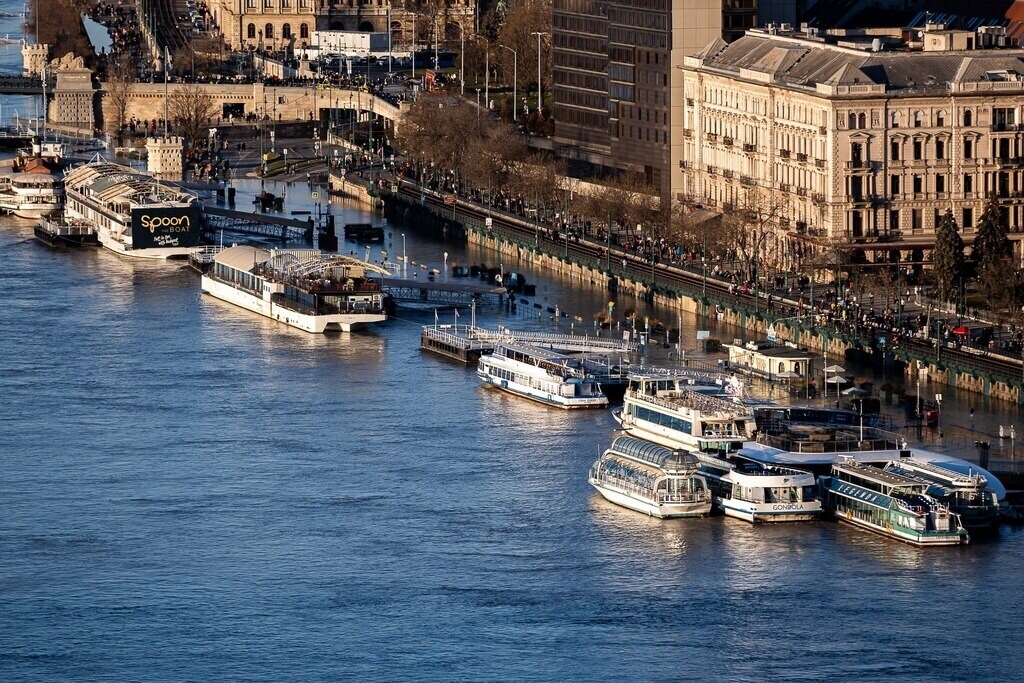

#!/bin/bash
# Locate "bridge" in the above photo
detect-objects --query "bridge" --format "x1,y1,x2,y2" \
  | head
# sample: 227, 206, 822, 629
203, 206, 315, 241
0, 76, 50, 95
96, 83, 402, 135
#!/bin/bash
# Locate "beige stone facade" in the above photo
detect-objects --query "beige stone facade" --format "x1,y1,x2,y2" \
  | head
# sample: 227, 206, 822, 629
679, 25, 1024, 268
212, 0, 317, 50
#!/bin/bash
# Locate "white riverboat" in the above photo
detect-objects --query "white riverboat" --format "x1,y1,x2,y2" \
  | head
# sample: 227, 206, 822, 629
739, 413, 1007, 516
825, 458, 969, 546
696, 452, 823, 522
613, 372, 753, 454
201, 245, 389, 333
0, 140, 68, 218
589, 436, 712, 518
884, 455, 1000, 531
477, 344, 609, 409
63, 159, 202, 259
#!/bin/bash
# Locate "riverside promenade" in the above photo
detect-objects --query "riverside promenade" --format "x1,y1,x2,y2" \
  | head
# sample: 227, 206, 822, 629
357, 170, 1024, 403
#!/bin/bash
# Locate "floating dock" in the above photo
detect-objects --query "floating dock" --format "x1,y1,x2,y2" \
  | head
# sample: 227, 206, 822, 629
420, 324, 638, 364
33, 217, 97, 247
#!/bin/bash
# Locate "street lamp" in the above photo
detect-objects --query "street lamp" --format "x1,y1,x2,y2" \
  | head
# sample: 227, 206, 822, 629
475, 88, 481, 118
401, 232, 407, 266
458, 23, 466, 94
530, 31, 547, 117
499, 44, 517, 122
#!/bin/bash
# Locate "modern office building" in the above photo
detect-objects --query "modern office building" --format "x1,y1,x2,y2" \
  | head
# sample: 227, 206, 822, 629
552, 0, 723, 197
678, 23, 1024, 269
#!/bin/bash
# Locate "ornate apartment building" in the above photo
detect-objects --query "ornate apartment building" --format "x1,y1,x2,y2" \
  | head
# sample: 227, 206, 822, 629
211, 0, 475, 51
679, 24, 1024, 269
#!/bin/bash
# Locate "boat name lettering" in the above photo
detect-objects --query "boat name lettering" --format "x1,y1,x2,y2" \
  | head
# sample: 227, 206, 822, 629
772, 503, 805, 511
141, 214, 192, 232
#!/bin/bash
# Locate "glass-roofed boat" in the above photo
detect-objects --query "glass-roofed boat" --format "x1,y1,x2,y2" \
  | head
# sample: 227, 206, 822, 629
589, 436, 712, 518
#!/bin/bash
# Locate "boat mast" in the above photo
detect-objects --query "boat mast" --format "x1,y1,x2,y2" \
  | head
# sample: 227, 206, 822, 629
163, 46, 169, 139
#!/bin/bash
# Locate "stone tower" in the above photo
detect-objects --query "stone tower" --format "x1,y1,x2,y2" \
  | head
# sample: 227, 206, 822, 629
147, 136, 185, 179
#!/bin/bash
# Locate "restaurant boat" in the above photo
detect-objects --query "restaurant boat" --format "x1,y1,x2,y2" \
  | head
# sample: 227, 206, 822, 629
477, 343, 609, 408
824, 458, 970, 546
883, 455, 1000, 531
695, 452, 823, 522
589, 436, 712, 518
0, 139, 68, 218
738, 414, 1007, 514
63, 159, 202, 259
201, 245, 389, 332
613, 372, 753, 454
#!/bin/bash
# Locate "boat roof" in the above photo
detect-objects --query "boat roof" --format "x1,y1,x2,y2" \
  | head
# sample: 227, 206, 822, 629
609, 436, 698, 469
213, 244, 271, 271
741, 441, 1007, 499
64, 160, 194, 207
834, 460, 921, 487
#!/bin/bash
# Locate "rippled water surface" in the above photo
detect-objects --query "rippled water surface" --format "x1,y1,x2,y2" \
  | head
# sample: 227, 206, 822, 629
2, 6, 1024, 677
2, 212, 1023, 682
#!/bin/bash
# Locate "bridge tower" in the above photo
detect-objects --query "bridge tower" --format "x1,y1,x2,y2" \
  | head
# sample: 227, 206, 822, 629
21, 43, 48, 78
147, 136, 185, 179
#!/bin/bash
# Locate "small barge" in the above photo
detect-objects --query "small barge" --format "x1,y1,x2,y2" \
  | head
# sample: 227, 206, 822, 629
477, 343, 609, 409
34, 215, 97, 247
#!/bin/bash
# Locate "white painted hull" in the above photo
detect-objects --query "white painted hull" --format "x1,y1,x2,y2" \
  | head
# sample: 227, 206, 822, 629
590, 480, 711, 518
834, 511, 968, 546
202, 275, 386, 333
717, 497, 824, 523
618, 420, 700, 452
478, 371, 609, 409
97, 228, 199, 260
3, 202, 62, 219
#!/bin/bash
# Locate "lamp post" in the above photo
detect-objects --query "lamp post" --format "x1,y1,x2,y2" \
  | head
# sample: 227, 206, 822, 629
499, 44, 517, 122
402, 232, 407, 266
530, 31, 547, 117
476, 88, 481, 119
387, 4, 392, 74
459, 23, 465, 94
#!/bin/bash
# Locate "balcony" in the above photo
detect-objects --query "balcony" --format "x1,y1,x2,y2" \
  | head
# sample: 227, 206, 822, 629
707, 133, 718, 142
723, 169, 734, 179
779, 182, 791, 192
779, 148, 791, 158
815, 159, 826, 168
812, 192, 825, 203
740, 175, 755, 186
707, 165, 717, 175
678, 160, 691, 169
682, 129, 692, 138
992, 122, 1023, 132
796, 187, 808, 197
723, 137, 734, 147
797, 152, 808, 163
743, 143, 756, 153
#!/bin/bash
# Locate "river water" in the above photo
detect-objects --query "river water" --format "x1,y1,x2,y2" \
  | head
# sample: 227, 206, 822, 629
3, 6, 1024, 681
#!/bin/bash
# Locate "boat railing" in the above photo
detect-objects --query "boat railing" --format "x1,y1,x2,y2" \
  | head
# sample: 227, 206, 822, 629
626, 388, 748, 418
421, 325, 494, 351
595, 469, 707, 504
756, 432, 899, 454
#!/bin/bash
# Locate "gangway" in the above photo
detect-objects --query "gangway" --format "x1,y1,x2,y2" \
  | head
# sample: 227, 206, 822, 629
420, 324, 637, 363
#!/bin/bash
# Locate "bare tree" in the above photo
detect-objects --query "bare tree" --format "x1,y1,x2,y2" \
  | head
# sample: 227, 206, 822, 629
495, 0, 552, 98
168, 84, 215, 145
104, 56, 134, 145
720, 188, 788, 283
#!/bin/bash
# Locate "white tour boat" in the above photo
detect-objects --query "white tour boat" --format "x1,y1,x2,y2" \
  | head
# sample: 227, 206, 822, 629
63, 159, 202, 259
696, 452, 823, 522
201, 245, 389, 333
614, 372, 753, 454
739, 412, 1007, 517
477, 343, 609, 409
589, 436, 712, 518
824, 458, 969, 546
0, 139, 68, 218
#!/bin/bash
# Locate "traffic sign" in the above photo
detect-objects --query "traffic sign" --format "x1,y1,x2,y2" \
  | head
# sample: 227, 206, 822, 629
312, 191, 320, 199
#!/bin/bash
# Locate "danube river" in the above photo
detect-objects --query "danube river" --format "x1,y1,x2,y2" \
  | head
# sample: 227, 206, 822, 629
3, 9, 1024, 682
3, 204, 1024, 681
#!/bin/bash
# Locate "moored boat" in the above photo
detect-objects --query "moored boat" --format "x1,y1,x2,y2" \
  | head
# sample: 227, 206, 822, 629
201, 244, 389, 333
477, 344, 609, 409
824, 458, 970, 546
63, 159, 203, 259
696, 452, 823, 522
589, 436, 712, 518
884, 455, 1000, 531
614, 372, 753, 454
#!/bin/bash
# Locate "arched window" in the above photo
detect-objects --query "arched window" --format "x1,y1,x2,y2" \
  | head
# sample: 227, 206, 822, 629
282, 23, 291, 39
847, 112, 856, 129
857, 112, 866, 129
964, 109, 973, 126
265, 23, 274, 39
300, 23, 309, 39
937, 111, 945, 127
913, 111, 923, 127
891, 111, 900, 128
247, 24, 256, 39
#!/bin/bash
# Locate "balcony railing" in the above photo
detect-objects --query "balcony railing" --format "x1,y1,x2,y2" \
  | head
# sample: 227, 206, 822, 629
797, 152, 808, 162
723, 169, 734, 179
779, 149, 791, 158
815, 158, 826, 168
723, 137, 734, 147
740, 175, 755, 186
992, 122, 1022, 132
742, 143, 756, 153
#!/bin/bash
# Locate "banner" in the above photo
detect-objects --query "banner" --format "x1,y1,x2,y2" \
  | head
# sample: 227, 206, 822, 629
130, 206, 203, 250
